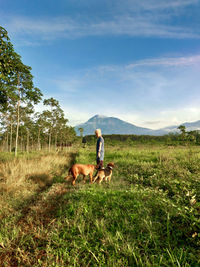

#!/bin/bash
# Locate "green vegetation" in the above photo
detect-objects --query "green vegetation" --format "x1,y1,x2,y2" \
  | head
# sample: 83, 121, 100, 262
0, 26, 76, 154
0, 145, 199, 266
84, 130, 200, 146
1, 23, 199, 266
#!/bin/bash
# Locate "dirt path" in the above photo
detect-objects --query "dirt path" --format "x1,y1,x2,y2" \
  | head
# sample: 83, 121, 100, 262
0, 152, 77, 266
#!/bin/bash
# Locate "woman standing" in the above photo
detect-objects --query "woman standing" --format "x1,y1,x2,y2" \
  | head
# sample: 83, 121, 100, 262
95, 128, 104, 169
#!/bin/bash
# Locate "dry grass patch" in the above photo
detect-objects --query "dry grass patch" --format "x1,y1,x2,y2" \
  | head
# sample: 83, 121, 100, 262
0, 152, 73, 218
0, 151, 76, 266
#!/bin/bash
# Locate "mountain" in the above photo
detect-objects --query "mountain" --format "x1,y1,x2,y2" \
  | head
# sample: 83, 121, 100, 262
75, 115, 200, 136
182, 120, 200, 131
75, 115, 162, 136
158, 120, 200, 134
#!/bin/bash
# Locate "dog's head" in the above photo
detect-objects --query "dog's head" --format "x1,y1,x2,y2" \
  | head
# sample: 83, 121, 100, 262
107, 162, 115, 169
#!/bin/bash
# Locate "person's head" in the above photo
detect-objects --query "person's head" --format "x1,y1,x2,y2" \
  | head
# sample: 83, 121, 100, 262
95, 129, 102, 137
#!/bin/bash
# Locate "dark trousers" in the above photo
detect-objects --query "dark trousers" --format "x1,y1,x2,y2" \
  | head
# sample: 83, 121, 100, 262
96, 158, 104, 170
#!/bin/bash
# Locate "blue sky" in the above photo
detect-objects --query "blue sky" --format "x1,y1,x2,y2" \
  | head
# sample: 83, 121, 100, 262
1, 0, 200, 129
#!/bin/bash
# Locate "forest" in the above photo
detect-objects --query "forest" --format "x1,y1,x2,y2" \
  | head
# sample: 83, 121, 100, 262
0, 26, 76, 155
83, 127, 200, 146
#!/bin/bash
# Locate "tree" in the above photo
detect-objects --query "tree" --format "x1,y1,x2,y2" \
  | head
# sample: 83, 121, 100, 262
20, 104, 35, 153
187, 130, 199, 145
13, 59, 42, 156
78, 127, 84, 137
35, 112, 47, 151
43, 98, 61, 152
178, 125, 187, 143
0, 27, 77, 152
178, 125, 186, 135
0, 26, 15, 110
0, 26, 43, 155
0, 102, 16, 152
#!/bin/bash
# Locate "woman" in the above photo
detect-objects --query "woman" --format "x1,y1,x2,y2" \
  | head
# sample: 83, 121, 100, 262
95, 128, 104, 169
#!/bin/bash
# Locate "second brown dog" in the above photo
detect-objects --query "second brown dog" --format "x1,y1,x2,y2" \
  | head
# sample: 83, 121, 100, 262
92, 162, 115, 184
66, 164, 97, 186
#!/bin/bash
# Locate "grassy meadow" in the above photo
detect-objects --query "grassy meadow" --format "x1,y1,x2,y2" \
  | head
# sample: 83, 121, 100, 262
0, 144, 200, 266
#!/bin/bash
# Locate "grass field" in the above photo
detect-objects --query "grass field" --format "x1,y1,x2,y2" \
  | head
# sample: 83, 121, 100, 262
0, 145, 199, 266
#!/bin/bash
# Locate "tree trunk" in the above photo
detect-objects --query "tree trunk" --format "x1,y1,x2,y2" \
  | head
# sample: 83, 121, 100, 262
10, 120, 13, 153
38, 128, 41, 151
48, 128, 52, 152
15, 74, 20, 157
21, 137, 23, 152
55, 131, 57, 150
31, 137, 34, 151
26, 130, 29, 153
6, 131, 9, 152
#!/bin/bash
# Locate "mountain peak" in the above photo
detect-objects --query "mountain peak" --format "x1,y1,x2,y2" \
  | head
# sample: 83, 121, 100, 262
88, 114, 107, 121
75, 115, 153, 136
94, 114, 107, 118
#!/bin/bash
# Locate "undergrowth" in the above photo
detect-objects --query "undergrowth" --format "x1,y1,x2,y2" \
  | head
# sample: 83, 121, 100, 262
0, 145, 199, 266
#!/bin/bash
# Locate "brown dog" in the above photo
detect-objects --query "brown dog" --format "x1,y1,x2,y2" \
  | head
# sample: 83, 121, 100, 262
66, 164, 97, 186
92, 162, 115, 184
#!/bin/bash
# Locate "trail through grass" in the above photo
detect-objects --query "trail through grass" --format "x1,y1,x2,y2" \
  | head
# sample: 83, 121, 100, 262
0, 145, 200, 266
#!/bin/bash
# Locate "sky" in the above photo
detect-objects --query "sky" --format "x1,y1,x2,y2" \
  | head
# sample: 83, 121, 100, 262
1, 0, 200, 129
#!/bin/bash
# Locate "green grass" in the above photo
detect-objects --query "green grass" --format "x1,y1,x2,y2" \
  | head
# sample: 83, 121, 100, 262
0, 145, 200, 266
47, 187, 191, 266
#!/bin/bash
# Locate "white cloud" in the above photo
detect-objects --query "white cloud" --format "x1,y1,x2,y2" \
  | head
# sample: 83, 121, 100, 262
1, 0, 199, 45
1, 1, 200, 46
67, 0, 198, 11
65, 105, 200, 129
108, 106, 200, 130
127, 55, 200, 68
36, 53, 200, 128
137, 0, 198, 10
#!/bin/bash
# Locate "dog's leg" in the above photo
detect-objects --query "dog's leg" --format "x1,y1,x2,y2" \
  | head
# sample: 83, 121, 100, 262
104, 176, 108, 182
98, 175, 105, 184
98, 178, 103, 184
92, 174, 99, 183
72, 174, 78, 186
107, 175, 112, 182
89, 173, 93, 183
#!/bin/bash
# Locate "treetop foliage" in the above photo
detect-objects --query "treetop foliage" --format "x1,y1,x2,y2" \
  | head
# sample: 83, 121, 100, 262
0, 26, 77, 153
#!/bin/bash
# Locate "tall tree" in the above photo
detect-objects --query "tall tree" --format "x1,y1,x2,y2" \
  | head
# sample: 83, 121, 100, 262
178, 125, 186, 143
35, 112, 47, 151
0, 27, 43, 155
0, 26, 14, 110
20, 103, 35, 153
43, 98, 63, 151
10, 57, 42, 155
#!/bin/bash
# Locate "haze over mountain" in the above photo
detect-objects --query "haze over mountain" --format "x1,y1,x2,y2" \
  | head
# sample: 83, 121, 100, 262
75, 115, 200, 136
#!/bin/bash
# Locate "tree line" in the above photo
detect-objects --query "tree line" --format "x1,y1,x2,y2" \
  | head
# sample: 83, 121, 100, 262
83, 126, 200, 146
0, 26, 76, 154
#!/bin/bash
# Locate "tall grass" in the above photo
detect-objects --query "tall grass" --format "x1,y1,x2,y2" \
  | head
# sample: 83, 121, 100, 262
0, 151, 74, 217
0, 145, 199, 266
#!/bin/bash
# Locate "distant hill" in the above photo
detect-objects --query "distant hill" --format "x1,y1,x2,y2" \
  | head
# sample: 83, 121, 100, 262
182, 120, 200, 131
75, 115, 200, 136
75, 115, 162, 136
159, 120, 200, 134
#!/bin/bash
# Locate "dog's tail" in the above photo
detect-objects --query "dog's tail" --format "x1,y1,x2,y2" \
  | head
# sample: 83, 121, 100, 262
65, 167, 72, 181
